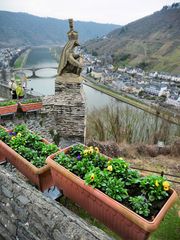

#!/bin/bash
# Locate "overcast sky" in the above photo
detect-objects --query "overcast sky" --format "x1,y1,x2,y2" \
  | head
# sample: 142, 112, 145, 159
0, 0, 177, 25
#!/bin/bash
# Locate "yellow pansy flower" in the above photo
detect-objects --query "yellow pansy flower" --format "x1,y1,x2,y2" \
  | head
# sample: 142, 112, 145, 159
17, 132, 22, 137
107, 165, 113, 171
163, 181, 170, 191
94, 147, 99, 153
155, 180, 159, 187
83, 149, 89, 156
11, 136, 16, 140
89, 149, 94, 154
90, 173, 95, 181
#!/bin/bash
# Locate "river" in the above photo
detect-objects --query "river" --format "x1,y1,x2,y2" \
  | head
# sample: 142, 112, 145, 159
24, 48, 57, 95
23, 47, 180, 144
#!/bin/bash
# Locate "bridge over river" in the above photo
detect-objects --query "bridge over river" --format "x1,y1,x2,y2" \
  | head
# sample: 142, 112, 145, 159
13, 66, 58, 78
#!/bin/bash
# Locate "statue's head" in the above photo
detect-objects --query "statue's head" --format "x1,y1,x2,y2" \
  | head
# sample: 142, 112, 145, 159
67, 19, 80, 46
73, 40, 80, 47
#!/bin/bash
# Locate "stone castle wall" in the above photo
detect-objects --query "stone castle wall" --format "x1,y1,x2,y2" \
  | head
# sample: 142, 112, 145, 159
0, 166, 112, 240
1, 77, 86, 147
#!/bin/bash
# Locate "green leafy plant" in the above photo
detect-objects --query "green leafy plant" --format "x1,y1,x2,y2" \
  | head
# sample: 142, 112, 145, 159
140, 175, 170, 202
53, 143, 172, 219
55, 151, 93, 178
129, 196, 152, 217
0, 100, 17, 106
0, 124, 58, 168
0, 128, 11, 142
103, 177, 129, 202
13, 124, 27, 134
108, 157, 129, 178
84, 166, 114, 191
69, 144, 108, 170
124, 169, 141, 186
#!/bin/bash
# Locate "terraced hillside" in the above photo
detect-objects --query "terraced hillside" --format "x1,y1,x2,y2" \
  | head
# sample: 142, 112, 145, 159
84, 5, 180, 74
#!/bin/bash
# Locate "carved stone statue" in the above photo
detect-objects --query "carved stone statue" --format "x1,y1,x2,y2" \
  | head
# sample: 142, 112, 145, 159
57, 19, 83, 76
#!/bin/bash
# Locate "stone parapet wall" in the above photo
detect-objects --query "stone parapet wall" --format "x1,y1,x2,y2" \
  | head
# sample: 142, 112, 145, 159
1, 88, 85, 148
43, 79, 86, 146
55, 82, 82, 94
0, 82, 12, 99
0, 166, 112, 240
0, 112, 55, 144
54, 95, 85, 139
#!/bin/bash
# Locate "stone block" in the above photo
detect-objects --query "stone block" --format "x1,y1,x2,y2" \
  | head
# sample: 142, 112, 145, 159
17, 195, 31, 205
1, 186, 13, 198
0, 212, 16, 236
16, 223, 40, 240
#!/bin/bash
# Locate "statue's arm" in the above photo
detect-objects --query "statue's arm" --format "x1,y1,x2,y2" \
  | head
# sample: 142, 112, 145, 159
68, 53, 83, 68
73, 53, 80, 59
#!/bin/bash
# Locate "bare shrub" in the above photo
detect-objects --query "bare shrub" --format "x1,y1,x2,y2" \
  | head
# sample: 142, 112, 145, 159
136, 145, 159, 157
171, 139, 180, 157
86, 140, 122, 157
86, 104, 180, 145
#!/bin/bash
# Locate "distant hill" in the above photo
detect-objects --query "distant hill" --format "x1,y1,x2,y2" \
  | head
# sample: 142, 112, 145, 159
84, 4, 180, 74
0, 11, 119, 47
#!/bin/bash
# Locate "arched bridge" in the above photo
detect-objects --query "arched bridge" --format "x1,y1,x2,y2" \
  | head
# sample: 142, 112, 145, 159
13, 66, 58, 78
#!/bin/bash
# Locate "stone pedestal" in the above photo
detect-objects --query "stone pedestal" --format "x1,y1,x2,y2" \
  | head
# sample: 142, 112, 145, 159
43, 73, 86, 147
55, 73, 84, 95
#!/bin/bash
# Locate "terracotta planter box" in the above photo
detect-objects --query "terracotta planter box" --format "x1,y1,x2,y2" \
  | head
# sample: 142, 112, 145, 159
0, 142, 6, 163
0, 126, 10, 163
0, 138, 53, 191
0, 104, 18, 116
46, 147, 177, 240
19, 102, 42, 112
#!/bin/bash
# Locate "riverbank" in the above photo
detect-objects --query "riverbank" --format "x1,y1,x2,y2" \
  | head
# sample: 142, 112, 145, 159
14, 48, 31, 68
84, 78, 180, 126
